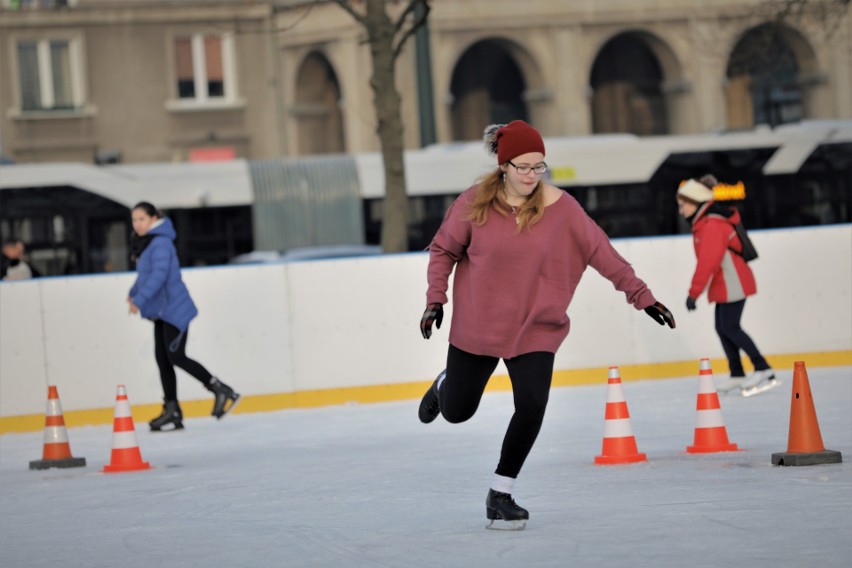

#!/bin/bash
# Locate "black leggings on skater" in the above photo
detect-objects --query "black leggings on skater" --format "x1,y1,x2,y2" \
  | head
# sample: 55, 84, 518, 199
153, 319, 213, 402
439, 344, 554, 478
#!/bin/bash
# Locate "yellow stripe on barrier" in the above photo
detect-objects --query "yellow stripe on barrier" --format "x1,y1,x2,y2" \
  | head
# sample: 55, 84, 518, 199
2, 350, 849, 435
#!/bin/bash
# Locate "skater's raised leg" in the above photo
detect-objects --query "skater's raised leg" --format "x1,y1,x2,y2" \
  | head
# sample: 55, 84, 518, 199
208, 377, 241, 418
418, 345, 496, 424
418, 369, 445, 424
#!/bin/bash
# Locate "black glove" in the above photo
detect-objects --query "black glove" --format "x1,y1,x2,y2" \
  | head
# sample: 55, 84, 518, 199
420, 303, 443, 339
644, 301, 676, 329
686, 297, 697, 311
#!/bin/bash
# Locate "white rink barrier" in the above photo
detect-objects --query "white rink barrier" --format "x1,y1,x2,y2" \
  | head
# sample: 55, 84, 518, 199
1, 224, 850, 425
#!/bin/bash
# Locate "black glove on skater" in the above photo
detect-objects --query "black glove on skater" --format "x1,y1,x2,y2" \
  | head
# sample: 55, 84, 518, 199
420, 303, 443, 339
644, 301, 676, 328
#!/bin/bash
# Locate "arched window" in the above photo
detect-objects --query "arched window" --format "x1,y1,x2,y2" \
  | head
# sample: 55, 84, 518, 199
294, 52, 345, 155
726, 24, 811, 128
449, 40, 528, 141
590, 33, 669, 136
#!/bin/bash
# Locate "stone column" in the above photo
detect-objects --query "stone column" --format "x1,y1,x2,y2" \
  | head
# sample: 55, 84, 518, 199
662, 78, 694, 134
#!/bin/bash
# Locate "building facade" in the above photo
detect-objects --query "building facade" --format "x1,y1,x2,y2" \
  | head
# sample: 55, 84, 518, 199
1, 0, 851, 164
1, 0, 279, 163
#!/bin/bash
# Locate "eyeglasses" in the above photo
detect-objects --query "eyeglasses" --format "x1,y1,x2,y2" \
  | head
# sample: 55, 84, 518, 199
506, 160, 547, 175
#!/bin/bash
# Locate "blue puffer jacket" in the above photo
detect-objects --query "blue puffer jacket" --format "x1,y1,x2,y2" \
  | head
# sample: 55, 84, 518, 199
129, 218, 198, 334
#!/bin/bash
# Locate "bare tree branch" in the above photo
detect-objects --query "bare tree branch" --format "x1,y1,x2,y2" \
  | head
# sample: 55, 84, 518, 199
320, 0, 433, 251
392, 0, 430, 60
392, 0, 420, 36
757, 0, 851, 37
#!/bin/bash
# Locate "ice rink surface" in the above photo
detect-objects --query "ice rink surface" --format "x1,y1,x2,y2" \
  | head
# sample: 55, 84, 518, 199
1, 365, 850, 568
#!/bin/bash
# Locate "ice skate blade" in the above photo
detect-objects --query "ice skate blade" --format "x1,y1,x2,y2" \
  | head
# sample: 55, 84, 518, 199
741, 380, 781, 398
486, 519, 526, 531
150, 422, 184, 432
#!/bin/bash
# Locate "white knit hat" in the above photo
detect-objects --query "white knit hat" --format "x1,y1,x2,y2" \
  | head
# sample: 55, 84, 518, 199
677, 179, 714, 203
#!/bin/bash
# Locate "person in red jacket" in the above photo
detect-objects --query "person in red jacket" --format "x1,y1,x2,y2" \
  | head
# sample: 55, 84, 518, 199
417, 120, 676, 530
677, 176, 777, 397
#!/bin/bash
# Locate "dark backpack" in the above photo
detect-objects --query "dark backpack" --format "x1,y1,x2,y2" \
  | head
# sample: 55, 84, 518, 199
729, 222, 758, 262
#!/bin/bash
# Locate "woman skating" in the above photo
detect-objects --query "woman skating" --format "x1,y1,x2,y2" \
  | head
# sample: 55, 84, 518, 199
676, 176, 776, 396
128, 202, 240, 431
418, 121, 676, 529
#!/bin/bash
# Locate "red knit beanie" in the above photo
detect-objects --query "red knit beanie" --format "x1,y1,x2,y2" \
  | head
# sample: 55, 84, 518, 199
486, 120, 545, 164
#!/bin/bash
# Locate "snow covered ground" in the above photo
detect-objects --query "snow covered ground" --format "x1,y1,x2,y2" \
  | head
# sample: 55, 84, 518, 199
1, 365, 850, 568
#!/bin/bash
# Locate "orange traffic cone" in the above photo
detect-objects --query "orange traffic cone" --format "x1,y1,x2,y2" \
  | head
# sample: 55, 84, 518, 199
771, 361, 842, 466
29, 385, 86, 470
686, 358, 739, 453
102, 385, 151, 473
595, 366, 647, 465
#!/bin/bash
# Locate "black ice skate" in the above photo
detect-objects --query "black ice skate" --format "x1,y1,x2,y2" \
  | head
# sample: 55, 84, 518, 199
418, 370, 445, 424
149, 400, 184, 432
209, 377, 240, 419
485, 489, 529, 531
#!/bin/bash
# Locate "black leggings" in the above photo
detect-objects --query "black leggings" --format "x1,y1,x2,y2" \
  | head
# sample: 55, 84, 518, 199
714, 300, 769, 377
154, 320, 213, 402
439, 344, 554, 479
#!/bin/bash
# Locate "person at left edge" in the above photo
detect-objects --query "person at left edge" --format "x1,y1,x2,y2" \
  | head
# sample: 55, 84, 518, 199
1, 238, 40, 280
417, 120, 676, 529
127, 202, 240, 431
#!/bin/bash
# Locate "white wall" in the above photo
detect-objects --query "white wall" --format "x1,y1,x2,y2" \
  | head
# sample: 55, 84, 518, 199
1, 225, 850, 418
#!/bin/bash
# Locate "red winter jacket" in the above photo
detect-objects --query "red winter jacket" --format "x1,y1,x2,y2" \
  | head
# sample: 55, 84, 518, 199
688, 202, 756, 304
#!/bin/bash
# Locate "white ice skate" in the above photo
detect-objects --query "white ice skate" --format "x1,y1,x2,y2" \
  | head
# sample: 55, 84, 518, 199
741, 369, 780, 397
715, 377, 746, 395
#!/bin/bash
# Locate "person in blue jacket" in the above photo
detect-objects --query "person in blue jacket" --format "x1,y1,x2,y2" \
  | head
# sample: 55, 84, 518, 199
128, 202, 240, 431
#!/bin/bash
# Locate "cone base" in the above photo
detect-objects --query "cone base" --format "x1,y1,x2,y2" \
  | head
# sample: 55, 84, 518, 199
102, 461, 151, 473
29, 456, 86, 470
771, 449, 842, 467
594, 452, 647, 465
686, 443, 739, 453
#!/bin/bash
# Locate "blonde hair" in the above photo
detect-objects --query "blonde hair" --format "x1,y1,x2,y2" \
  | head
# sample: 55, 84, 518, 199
465, 168, 546, 232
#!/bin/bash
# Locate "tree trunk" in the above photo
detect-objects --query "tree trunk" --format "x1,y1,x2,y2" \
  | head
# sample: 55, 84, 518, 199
364, 0, 408, 253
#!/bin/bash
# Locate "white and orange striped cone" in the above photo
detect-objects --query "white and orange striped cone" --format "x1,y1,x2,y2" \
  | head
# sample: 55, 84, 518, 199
29, 385, 86, 470
594, 366, 647, 465
686, 358, 739, 453
102, 385, 151, 473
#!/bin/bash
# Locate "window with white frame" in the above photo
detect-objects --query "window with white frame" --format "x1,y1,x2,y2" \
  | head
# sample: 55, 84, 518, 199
172, 33, 237, 104
15, 35, 85, 112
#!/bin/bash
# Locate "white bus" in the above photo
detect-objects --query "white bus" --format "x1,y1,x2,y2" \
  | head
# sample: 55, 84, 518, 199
1, 120, 849, 276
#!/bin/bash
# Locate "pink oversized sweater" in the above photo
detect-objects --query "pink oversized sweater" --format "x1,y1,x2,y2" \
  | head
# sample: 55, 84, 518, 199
426, 186, 657, 359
